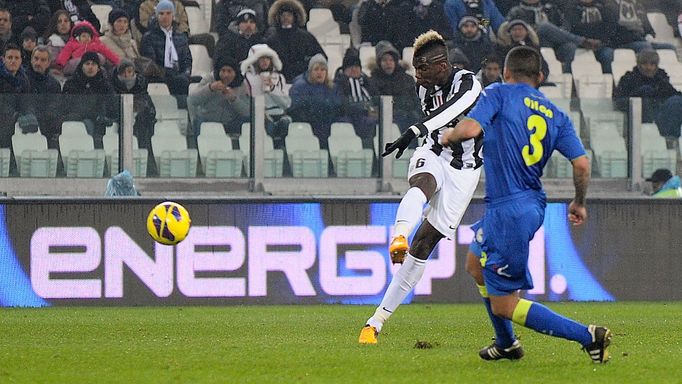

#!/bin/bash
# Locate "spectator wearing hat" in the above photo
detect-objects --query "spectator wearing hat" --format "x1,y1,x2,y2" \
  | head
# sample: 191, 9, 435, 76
111, 59, 156, 152
496, 19, 549, 81
215, 8, 265, 65
55, 20, 121, 76
241, 44, 291, 149
450, 15, 495, 72
20, 26, 38, 69
265, 0, 325, 82
101, 8, 140, 63
369, 40, 421, 144
288, 53, 341, 150
334, 47, 379, 149
188, 55, 250, 138
140, 0, 192, 108
138, 0, 188, 34
647, 168, 682, 198
47, 0, 101, 34
26, 45, 63, 144
62, 51, 117, 139
443, 0, 505, 36
0, 43, 33, 149
215, 0, 269, 36
5, 0, 51, 38
614, 49, 682, 148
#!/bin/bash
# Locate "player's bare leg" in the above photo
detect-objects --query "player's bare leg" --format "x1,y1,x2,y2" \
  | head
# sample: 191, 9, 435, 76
390, 173, 436, 264
360, 220, 443, 344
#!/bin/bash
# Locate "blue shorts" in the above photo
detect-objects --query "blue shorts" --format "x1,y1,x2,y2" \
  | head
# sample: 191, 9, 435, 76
469, 192, 545, 296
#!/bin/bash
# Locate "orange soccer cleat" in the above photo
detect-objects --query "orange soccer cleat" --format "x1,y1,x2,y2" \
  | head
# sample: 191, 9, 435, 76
389, 235, 409, 264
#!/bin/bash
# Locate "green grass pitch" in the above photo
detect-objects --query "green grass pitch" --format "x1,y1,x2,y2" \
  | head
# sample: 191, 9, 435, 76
1, 302, 681, 383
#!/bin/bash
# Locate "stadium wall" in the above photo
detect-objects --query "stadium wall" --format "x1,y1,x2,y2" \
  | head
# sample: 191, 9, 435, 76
1, 198, 680, 307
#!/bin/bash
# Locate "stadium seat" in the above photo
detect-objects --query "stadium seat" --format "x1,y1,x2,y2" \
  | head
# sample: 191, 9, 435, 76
403, 47, 415, 77
575, 74, 613, 99
322, 44, 343, 73
102, 133, 147, 177
540, 47, 562, 76
359, 45, 375, 76
647, 12, 675, 42
14, 121, 41, 135
186, 6, 209, 35
238, 123, 284, 177
307, 8, 340, 39
147, 83, 171, 95
151, 132, 198, 177
61, 121, 88, 136
58, 132, 106, 177
546, 149, 593, 178
375, 123, 413, 178
328, 122, 373, 177
546, 73, 573, 100
285, 122, 328, 177
572, 49, 603, 80
589, 124, 628, 178
641, 123, 676, 178
657, 49, 678, 64
197, 122, 244, 177
189, 44, 213, 77
154, 120, 182, 135
12, 132, 58, 177
0, 148, 10, 177
91, 4, 112, 33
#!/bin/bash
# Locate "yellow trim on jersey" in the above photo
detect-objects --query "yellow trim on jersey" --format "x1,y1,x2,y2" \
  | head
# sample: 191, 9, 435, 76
477, 284, 488, 298
480, 251, 487, 267
512, 299, 533, 326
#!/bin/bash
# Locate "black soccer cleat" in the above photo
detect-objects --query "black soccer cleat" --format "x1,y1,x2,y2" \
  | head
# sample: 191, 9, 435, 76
583, 325, 612, 363
479, 340, 524, 361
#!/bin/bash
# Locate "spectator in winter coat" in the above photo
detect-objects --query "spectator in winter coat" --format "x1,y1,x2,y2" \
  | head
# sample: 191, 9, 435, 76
0, 43, 33, 148
55, 21, 121, 75
100, 8, 140, 63
564, 0, 616, 73
215, 8, 264, 66
26, 45, 62, 142
5, 0, 51, 37
603, 0, 676, 52
62, 51, 117, 138
241, 44, 291, 149
334, 47, 379, 149
288, 53, 341, 149
0, 8, 20, 55
443, 0, 505, 36
20, 26, 37, 69
43, 9, 72, 62
475, 53, 503, 87
188, 55, 250, 137
140, 0, 192, 108
214, 0, 269, 36
111, 59, 156, 151
47, 0, 101, 33
368, 40, 421, 142
138, 0, 188, 34
265, 0, 325, 82
614, 49, 682, 147
450, 15, 496, 72
496, 19, 550, 81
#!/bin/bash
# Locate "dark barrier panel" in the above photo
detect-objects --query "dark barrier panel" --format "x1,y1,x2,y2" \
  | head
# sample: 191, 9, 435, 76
1, 199, 680, 307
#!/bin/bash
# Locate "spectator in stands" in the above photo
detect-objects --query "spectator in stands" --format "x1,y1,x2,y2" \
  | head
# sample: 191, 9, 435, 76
101, 9, 141, 63
55, 21, 121, 76
603, 0, 676, 52
368, 40, 421, 143
111, 58, 156, 150
26, 45, 62, 144
43, 9, 72, 61
450, 15, 495, 72
0, 43, 33, 148
410, 0, 453, 47
496, 19, 549, 81
334, 47, 378, 149
0, 8, 20, 55
47, 0, 102, 33
241, 44, 291, 149
448, 47, 470, 69
507, 0, 601, 72
5, 0, 51, 38
443, 0, 505, 37
140, 0, 192, 108
62, 51, 117, 139
615, 49, 682, 149
138, 0, 188, 34
215, 8, 264, 65
647, 168, 682, 197
565, 0, 616, 73
189, 55, 250, 138
265, 0, 325, 82
288, 53, 341, 149
476, 53, 503, 87
20, 27, 38, 69
214, 0, 269, 36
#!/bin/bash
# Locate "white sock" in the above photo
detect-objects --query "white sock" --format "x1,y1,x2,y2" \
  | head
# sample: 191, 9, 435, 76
366, 254, 427, 332
393, 187, 427, 239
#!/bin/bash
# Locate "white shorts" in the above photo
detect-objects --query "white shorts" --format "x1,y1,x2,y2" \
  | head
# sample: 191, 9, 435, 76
407, 146, 481, 239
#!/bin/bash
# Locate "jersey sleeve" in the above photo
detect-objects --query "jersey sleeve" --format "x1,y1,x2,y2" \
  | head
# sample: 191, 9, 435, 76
466, 84, 502, 133
554, 113, 587, 161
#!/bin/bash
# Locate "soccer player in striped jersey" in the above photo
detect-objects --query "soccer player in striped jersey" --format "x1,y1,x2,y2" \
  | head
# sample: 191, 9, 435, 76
359, 30, 482, 344
442, 46, 611, 363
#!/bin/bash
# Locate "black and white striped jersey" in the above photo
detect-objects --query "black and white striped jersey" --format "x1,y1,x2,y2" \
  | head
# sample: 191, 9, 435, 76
414, 67, 483, 170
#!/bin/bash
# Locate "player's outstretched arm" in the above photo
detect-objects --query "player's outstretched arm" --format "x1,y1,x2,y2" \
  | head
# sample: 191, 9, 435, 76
381, 126, 418, 159
441, 118, 482, 146
568, 155, 590, 226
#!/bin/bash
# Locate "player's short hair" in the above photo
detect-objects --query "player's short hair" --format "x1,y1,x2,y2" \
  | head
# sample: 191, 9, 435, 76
413, 30, 448, 66
504, 46, 542, 80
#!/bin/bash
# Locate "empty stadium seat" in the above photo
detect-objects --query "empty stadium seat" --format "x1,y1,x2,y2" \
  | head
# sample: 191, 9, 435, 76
589, 124, 628, 178
12, 132, 58, 177
402, 47, 415, 77
285, 122, 328, 177
647, 12, 675, 42
328, 122, 373, 177
641, 123, 676, 178
575, 74, 613, 99
189, 44, 213, 77
307, 8, 340, 38
546, 149, 593, 178
186, 6, 209, 35
151, 132, 198, 177
359, 45, 375, 76
62, 121, 88, 136
238, 123, 284, 177
0, 148, 10, 177
91, 4, 112, 33
197, 122, 244, 177
58, 132, 106, 177
154, 120, 182, 135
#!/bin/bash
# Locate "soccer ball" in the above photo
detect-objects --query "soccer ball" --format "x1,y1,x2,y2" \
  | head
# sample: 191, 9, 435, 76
146, 201, 192, 245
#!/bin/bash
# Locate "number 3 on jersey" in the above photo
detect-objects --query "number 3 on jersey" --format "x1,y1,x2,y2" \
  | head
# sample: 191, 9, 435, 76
522, 114, 547, 166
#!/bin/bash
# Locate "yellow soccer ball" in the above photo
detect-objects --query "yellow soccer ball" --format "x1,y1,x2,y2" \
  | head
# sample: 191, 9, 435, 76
146, 201, 192, 245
